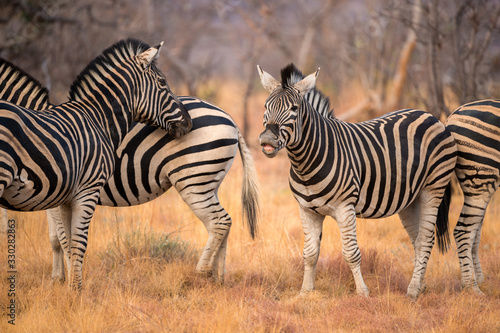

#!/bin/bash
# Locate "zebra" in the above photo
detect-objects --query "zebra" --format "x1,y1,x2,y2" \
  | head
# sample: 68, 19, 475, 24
257, 63, 457, 299
0, 59, 51, 110
0, 57, 260, 284
0, 39, 192, 290
445, 99, 500, 294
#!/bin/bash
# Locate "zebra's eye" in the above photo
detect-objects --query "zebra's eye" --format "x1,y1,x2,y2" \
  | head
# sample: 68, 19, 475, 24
158, 77, 167, 86
290, 105, 298, 112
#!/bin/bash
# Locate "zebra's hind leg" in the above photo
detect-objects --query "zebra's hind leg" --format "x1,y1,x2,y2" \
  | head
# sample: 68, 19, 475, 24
454, 194, 489, 294
405, 189, 444, 299
182, 192, 232, 283
472, 224, 484, 285
398, 200, 425, 292
212, 232, 228, 284
47, 207, 69, 283
52, 204, 73, 284
299, 205, 325, 295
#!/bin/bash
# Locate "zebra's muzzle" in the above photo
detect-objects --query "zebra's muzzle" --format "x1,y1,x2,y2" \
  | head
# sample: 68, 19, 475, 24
169, 118, 192, 138
259, 130, 281, 158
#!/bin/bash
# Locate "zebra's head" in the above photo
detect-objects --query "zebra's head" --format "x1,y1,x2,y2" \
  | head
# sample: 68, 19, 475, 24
134, 41, 192, 138
257, 64, 319, 158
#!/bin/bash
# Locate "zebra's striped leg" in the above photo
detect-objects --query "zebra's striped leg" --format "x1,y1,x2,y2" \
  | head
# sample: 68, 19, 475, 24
66, 194, 99, 291
53, 204, 73, 283
398, 200, 426, 292
453, 195, 489, 293
182, 192, 232, 282
406, 190, 440, 299
213, 232, 228, 284
299, 205, 325, 295
472, 224, 484, 285
333, 205, 369, 297
47, 207, 67, 283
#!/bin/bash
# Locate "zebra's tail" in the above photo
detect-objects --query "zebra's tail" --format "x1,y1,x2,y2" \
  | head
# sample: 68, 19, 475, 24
436, 182, 452, 253
237, 130, 260, 239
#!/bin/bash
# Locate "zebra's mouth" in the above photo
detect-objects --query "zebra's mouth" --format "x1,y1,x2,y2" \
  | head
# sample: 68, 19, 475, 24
261, 143, 279, 158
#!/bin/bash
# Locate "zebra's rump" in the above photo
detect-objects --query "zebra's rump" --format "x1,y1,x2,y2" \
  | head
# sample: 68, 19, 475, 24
0, 102, 112, 210
446, 99, 500, 195
99, 97, 239, 206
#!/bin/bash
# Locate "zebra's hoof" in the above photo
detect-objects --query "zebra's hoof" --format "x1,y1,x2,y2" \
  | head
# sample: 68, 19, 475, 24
357, 288, 370, 297
49, 276, 65, 285
298, 289, 314, 297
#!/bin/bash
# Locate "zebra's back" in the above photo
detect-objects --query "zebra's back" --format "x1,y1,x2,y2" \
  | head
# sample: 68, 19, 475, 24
291, 109, 456, 219
99, 96, 239, 206
352, 109, 456, 218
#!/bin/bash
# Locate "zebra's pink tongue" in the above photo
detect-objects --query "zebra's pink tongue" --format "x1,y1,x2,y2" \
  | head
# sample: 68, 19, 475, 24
262, 144, 276, 154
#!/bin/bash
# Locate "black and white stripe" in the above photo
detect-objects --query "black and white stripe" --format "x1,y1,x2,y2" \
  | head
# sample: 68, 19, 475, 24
0, 39, 191, 290
0, 58, 259, 284
258, 64, 457, 298
445, 99, 500, 294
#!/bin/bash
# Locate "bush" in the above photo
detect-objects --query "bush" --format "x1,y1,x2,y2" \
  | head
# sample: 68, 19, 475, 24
98, 228, 197, 268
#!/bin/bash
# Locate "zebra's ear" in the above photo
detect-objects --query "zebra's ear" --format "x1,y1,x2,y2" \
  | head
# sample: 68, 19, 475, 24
138, 41, 164, 69
294, 68, 320, 96
257, 65, 281, 93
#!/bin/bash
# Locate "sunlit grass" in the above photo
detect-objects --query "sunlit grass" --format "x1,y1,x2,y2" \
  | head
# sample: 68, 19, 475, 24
1, 85, 500, 331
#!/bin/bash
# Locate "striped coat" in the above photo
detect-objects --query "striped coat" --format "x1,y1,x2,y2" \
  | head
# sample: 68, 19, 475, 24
258, 64, 457, 299
0, 58, 258, 285
0, 39, 191, 289
445, 99, 500, 294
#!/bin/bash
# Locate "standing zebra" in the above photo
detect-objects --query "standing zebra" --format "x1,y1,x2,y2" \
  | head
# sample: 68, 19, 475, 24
257, 64, 457, 299
445, 99, 500, 294
48, 97, 260, 283
0, 57, 259, 284
0, 39, 191, 290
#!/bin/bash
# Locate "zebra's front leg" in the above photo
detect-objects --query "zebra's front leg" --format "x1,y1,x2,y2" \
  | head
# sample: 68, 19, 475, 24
299, 206, 325, 295
66, 195, 99, 291
334, 205, 369, 297
47, 207, 70, 283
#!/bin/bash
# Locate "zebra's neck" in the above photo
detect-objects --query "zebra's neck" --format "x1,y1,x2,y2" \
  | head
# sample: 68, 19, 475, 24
69, 65, 135, 151
287, 102, 341, 177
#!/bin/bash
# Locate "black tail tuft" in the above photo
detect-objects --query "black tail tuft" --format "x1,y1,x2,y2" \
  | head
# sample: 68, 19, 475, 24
436, 182, 452, 253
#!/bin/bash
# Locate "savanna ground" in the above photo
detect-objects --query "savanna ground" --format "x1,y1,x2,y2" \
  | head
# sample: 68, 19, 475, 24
1, 88, 500, 332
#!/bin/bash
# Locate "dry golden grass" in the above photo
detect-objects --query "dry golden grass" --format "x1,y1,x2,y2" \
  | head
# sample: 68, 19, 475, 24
1, 86, 500, 332
1, 150, 500, 333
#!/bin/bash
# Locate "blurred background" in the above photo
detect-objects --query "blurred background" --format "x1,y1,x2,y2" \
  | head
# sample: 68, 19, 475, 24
1, 0, 499, 140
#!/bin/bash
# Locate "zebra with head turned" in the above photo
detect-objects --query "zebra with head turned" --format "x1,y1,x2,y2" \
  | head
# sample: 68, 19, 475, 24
257, 63, 457, 299
445, 99, 500, 294
0, 39, 191, 290
48, 97, 260, 284
0, 57, 260, 284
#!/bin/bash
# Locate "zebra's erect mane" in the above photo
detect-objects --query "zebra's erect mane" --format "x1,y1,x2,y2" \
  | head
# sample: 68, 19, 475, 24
280, 63, 334, 119
0, 58, 50, 106
69, 38, 152, 101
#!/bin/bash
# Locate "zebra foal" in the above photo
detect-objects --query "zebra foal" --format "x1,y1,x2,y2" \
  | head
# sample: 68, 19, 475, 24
445, 99, 500, 294
0, 39, 191, 290
257, 64, 457, 299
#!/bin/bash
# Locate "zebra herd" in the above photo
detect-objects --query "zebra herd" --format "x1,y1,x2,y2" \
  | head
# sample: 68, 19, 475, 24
0, 40, 498, 299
